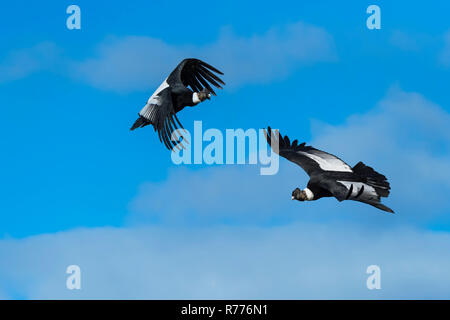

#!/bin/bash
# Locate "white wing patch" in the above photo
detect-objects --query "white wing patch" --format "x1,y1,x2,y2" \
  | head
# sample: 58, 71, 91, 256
139, 79, 170, 120
298, 151, 353, 172
337, 181, 378, 201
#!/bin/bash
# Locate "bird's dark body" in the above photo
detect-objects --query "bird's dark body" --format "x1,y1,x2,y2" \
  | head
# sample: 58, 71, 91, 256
306, 180, 333, 200
307, 171, 363, 200
166, 67, 197, 111
170, 87, 196, 111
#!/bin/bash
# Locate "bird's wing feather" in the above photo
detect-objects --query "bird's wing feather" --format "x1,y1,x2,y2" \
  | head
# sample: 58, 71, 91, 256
264, 127, 353, 176
297, 147, 353, 173
139, 87, 186, 150
318, 177, 394, 213
167, 58, 225, 95
317, 178, 376, 202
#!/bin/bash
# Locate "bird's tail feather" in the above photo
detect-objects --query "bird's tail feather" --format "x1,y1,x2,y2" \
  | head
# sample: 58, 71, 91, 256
130, 116, 151, 131
353, 161, 390, 197
367, 201, 395, 214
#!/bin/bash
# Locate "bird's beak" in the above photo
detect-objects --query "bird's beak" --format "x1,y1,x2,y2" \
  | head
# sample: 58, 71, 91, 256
291, 196, 295, 200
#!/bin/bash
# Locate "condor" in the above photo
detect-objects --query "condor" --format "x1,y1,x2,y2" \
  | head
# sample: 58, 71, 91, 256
130, 58, 225, 150
264, 127, 394, 213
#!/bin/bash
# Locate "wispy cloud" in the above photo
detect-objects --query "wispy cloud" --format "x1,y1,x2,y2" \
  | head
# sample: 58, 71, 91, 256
439, 30, 450, 67
71, 36, 185, 92
389, 30, 422, 51
203, 23, 337, 87
0, 22, 336, 91
71, 22, 336, 92
128, 165, 299, 225
388, 29, 450, 68
1, 224, 450, 299
0, 42, 62, 84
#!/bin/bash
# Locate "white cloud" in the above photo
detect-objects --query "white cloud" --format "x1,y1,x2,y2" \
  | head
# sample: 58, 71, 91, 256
388, 30, 438, 52
0, 42, 62, 84
71, 36, 185, 92
71, 22, 336, 92
0, 290, 9, 299
1, 224, 450, 299
0, 22, 336, 91
388, 30, 450, 68
439, 30, 450, 67
128, 165, 300, 225
389, 30, 421, 51
203, 23, 336, 87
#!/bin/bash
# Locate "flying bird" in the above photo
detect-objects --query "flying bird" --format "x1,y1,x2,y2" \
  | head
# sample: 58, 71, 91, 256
264, 127, 394, 213
130, 58, 225, 150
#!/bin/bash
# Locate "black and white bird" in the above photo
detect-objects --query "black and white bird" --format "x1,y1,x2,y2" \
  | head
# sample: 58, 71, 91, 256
264, 127, 394, 213
130, 58, 225, 150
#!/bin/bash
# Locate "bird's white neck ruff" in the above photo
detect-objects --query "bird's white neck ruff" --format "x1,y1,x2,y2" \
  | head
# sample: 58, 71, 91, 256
303, 188, 314, 201
192, 92, 201, 104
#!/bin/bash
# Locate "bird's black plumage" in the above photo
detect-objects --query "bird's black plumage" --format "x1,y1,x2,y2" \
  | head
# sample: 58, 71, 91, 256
264, 127, 394, 213
131, 58, 225, 150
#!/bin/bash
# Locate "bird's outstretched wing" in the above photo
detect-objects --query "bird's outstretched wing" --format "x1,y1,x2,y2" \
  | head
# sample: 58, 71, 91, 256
136, 87, 187, 150
264, 126, 353, 176
167, 58, 225, 95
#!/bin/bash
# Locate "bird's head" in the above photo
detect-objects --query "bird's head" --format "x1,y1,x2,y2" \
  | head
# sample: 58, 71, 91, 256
291, 188, 307, 201
197, 88, 211, 102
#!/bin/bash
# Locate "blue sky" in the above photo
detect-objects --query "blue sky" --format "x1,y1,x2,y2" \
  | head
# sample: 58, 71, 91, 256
1, 1, 450, 299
